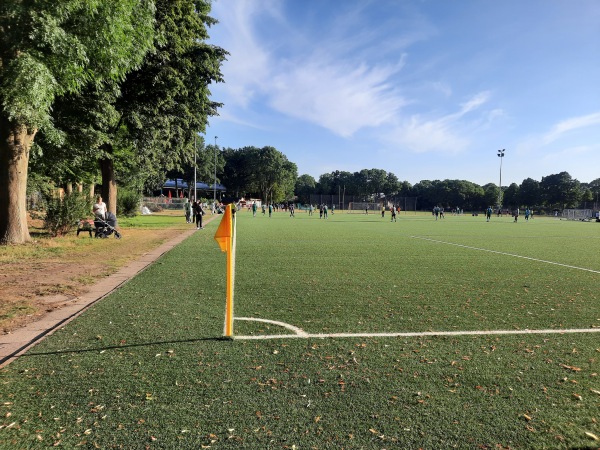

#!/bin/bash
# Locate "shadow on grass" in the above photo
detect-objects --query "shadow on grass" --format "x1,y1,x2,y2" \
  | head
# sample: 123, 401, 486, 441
10, 336, 232, 360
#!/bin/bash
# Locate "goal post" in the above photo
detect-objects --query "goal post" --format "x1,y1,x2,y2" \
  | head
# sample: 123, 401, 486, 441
562, 209, 593, 221
348, 202, 381, 213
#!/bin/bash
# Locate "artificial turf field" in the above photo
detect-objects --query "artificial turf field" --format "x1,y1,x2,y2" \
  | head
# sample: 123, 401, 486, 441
1, 211, 599, 449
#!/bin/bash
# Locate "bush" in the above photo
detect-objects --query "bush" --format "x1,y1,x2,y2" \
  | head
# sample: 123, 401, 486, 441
117, 189, 140, 217
44, 192, 92, 237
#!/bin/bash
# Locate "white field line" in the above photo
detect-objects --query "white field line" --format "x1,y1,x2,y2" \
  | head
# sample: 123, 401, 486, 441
233, 317, 600, 340
236, 317, 309, 337
232, 236, 600, 340
411, 236, 600, 274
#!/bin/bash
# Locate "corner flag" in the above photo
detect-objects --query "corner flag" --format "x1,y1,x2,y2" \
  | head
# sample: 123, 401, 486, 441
214, 204, 232, 252
214, 204, 235, 337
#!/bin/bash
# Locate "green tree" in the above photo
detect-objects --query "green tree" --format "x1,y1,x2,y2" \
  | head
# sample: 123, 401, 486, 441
248, 147, 297, 203
295, 174, 317, 204
482, 183, 500, 208
221, 146, 254, 199
42, 0, 226, 216
0, 0, 155, 244
540, 172, 582, 209
585, 178, 600, 208
518, 178, 541, 208
503, 183, 520, 208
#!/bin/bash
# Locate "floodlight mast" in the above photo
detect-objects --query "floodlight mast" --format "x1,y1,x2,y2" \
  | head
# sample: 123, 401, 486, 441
497, 149, 505, 208
214, 136, 218, 204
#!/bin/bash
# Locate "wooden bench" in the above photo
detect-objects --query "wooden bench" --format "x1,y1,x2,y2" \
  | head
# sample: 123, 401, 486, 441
76, 219, 95, 237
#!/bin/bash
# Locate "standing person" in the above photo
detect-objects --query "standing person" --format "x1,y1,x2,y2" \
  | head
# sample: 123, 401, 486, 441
309, 204, 314, 216
381, 205, 385, 218
252, 201, 257, 217
391, 205, 397, 222
486, 206, 492, 222
331, 204, 335, 215
365, 206, 368, 215
319, 205, 323, 219
93, 196, 107, 219
268, 203, 273, 217
194, 201, 205, 229
525, 207, 530, 221
262, 204, 266, 215
513, 208, 519, 223
184, 198, 192, 223
290, 204, 295, 217
323, 204, 328, 219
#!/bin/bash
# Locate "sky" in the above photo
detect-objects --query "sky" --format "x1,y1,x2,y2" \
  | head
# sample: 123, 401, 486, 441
204, 0, 600, 187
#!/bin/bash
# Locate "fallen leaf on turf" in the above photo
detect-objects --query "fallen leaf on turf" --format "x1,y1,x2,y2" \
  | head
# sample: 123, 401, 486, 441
523, 414, 532, 421
572, 393, 583, 401
369, 428, 378, 434
560, 364, 582, 372
590, 389, 600, 395
585, 432, 599, 441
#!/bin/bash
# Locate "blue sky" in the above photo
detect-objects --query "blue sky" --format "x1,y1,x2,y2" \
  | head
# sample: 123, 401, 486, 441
205, 0, 600, 187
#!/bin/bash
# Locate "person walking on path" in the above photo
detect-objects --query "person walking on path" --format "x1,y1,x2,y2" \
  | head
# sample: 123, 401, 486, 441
184, 199, 192, 223
194, 202, 205, 229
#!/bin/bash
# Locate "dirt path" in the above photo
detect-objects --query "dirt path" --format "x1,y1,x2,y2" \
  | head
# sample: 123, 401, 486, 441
0, 217, 198, 335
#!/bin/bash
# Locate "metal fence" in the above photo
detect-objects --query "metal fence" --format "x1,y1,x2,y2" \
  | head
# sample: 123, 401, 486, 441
308, 195, 417, 212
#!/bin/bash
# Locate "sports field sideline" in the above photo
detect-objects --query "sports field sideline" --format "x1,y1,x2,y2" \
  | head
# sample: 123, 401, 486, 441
1, 211, 598, 448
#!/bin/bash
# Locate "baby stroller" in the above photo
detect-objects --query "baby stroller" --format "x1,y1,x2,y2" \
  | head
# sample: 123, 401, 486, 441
94, 212, 122, 239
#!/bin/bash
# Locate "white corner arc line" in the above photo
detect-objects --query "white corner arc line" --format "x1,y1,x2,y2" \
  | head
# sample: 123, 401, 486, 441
235, 317, 309, 337
411, 236, 600, 274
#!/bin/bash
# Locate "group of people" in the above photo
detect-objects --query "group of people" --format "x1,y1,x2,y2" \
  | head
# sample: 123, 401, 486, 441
381, 205, 402, 222
485, 206, 533, 222
184, 199, 205, 229
432, 206, 445, 220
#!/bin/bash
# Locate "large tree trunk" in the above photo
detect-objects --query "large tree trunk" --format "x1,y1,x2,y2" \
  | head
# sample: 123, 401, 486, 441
0, 118, 36, 245
99, 144, 117, 216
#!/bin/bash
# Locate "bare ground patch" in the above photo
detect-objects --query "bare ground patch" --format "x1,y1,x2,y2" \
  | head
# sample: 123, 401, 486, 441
0, 216, 189, 334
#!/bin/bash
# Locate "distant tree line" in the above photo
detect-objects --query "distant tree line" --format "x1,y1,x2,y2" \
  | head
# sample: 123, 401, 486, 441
293, 170, 600, 213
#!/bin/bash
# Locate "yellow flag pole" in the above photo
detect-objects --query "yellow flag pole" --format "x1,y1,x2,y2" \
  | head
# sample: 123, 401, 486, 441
224, 222, 234, 337
214, 204, 235, 337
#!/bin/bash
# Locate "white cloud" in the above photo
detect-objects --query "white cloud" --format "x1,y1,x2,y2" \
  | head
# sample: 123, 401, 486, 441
269, 58, 407, 137
209, 2, 414, 136
210, 1, 277, 108
379, 91, 494, 154
542, 112, 600, 145
516, 111, 600, 157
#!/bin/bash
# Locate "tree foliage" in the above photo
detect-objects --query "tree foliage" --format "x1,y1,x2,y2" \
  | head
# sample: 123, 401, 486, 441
0, 0, 155, 244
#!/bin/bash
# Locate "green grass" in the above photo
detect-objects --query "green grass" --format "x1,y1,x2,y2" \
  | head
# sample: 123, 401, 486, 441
118, 213, 189, 229
1, 212, 599, 449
